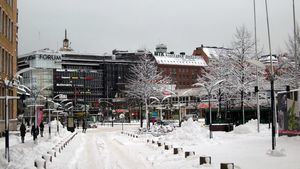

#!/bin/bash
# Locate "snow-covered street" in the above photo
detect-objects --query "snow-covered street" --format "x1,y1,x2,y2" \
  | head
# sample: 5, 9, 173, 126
48, 126, 155, 169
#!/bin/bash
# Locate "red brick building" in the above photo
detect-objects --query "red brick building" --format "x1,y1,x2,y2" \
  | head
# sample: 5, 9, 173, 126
153, 44, 207, 89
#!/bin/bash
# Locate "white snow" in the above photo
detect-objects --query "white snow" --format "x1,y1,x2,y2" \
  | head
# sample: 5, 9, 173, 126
1, 120, 300, 169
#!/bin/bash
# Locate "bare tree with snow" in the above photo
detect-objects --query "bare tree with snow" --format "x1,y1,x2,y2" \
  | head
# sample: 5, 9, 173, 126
125, 53, 171, 129
229, 25, 257, 125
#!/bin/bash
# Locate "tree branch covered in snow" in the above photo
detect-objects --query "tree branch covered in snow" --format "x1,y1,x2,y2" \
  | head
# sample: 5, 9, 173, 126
125, 53, 171, 128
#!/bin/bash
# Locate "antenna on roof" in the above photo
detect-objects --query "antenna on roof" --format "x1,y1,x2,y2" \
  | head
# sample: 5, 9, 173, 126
65, 29, 67, 39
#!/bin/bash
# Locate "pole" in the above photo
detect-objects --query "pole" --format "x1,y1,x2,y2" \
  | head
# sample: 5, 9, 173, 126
253, 0, 260, 133
140, 102, 143, 128
57, 111, 59, 134
84, 71, 87, 124
208, 89, 212, 139
178, 95, 181, 127
293, 0, 299, 88
265, 0, 276, 150
4, 85, 9, 162
48, 101, 51, 138
145, 98, 149, 129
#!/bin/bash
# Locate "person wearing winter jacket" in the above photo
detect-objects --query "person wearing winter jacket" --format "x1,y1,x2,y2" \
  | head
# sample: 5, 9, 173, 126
20, 122, 26, 143
39, 121, 44, 137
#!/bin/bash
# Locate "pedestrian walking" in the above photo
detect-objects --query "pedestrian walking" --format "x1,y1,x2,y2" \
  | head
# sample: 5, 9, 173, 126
31, 124, 35, 136
40, 121, 44, 137
20, 122, 26, 143
82, 119, 87, 133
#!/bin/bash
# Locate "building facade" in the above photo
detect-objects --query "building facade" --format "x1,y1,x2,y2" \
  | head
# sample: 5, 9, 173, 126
0, 0, 18, 132
154, 44, 207, 89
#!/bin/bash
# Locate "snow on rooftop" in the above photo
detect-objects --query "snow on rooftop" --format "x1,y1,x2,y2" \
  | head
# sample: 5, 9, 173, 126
154, 53, 207, 67
202, 47, 229, 60
19, 48, 61, 58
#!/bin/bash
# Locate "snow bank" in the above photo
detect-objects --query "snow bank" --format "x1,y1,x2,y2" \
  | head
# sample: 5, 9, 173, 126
0, 120, 74, 169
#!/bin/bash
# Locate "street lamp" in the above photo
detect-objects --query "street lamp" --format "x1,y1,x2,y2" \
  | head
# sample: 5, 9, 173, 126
0, 67, 35, 162
163, 89, 192, 126
194, 79, 225, 139
264, 0, 276, 150
149, 95, 171, 121
28, 84, 53, 142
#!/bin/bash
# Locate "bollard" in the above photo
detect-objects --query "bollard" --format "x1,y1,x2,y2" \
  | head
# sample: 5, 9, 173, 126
54, 146, 60, 153
47, 150, 56, 158
42, 154, 52, 162
34, 159, 46, 169
157, 142, 162, 147
164, 145, 172, 150
185, 151, 195, 158
200, 156, 211, 165
173, 147, 181, 154
220, 163, 234, 169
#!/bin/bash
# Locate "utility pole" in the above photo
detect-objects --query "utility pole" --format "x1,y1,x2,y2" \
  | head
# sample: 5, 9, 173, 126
265, 0, 276, 150
253, 0, 260, 132
293, 0, 299, 89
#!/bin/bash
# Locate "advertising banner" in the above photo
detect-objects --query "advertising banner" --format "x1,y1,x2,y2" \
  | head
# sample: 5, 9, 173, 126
38, 110, 43, 127
277, 91, 300, 136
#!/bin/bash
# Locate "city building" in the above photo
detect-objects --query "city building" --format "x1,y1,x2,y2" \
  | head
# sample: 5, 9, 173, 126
17, 31, 144, 122
0, 0, 18, 132
153, 44, 207, 89
193, 45, 231, 65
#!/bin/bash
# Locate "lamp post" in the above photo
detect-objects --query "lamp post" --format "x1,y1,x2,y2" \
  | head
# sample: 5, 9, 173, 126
164, 89, 192, 127
264, 0, 276, 150
194, 79, 225, 139
149, 95, 172, 121
253, 0, 261, 133
29, 84, 53, 142
292, 0, 299, 89
0, 67, 35, 162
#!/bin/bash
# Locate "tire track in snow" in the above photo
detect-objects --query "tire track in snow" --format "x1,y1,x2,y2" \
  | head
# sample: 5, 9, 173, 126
97, 131, 155, 169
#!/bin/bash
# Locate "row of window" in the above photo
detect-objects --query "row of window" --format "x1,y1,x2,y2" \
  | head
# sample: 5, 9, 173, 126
0, 7, 14, 43
160, 67, 200, 73
0, 46, 13, 76
5, 0, 13, 8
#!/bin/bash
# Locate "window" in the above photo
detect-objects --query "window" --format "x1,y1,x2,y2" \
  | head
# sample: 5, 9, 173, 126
0, 7, 2, 33
3, 50, 7, 74
0, 47, 2, 72
10, 21, 13, 42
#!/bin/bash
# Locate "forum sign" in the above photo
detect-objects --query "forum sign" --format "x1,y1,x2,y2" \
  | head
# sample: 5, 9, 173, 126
32, 53, 62, 69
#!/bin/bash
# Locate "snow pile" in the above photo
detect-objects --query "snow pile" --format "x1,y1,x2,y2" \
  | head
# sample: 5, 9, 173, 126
233, 119, 258, 134
266, 149, 286, 157
162, 118, 209, 145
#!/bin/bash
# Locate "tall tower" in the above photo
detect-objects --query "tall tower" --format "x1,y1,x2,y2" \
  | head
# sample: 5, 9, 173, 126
60, 29, 73, 51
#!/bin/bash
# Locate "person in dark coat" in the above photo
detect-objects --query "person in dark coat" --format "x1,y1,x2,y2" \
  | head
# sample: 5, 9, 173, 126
20, 122, 26, 143
31, 124, 35, 136
82, 119, 86, 133
39, 121, 44, 137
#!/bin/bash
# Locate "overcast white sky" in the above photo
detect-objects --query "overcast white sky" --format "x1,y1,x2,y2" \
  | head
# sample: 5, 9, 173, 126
18, 0, 299, 55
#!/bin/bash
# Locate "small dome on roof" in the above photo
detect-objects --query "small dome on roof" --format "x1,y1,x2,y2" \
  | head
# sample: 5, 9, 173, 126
155, 44, 167, 54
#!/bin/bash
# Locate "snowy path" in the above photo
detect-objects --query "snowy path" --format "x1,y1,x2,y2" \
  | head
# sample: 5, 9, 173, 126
48, 126, 154, 169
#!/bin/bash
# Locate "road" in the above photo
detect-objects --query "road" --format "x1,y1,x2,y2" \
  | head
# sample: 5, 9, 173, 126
48, 126, 155, 169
